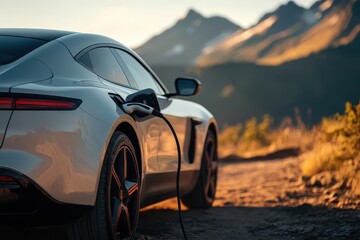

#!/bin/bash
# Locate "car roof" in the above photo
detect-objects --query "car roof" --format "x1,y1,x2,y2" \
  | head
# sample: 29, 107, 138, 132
0, 28, 75, 41
0, 28, 169, 94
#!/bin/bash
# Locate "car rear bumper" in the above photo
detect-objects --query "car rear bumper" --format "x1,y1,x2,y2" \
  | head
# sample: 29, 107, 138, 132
0, 168, 90, 226
0, 107, 112, 206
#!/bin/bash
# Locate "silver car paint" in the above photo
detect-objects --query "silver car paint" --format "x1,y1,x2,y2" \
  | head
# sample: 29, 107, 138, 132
0, 58, 53, 145
0, 59, 53, 92
0, 111, 12, 147
0, 32, 218, 206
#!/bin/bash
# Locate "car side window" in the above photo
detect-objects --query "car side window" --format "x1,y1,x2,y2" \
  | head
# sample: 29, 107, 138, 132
79, 48, 130, 87
115, 50, 164, 95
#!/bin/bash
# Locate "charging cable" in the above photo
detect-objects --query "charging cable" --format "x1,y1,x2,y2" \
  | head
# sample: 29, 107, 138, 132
122, 102, 188, 240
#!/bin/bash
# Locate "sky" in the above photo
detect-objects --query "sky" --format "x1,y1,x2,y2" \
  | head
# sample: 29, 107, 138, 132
0, 0, 317, 48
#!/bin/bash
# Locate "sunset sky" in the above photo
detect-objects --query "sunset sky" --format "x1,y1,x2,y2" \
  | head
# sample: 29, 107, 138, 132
1, 0, 317, 47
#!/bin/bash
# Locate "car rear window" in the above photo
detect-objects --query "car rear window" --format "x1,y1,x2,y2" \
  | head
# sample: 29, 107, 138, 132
0, 36, 47, 65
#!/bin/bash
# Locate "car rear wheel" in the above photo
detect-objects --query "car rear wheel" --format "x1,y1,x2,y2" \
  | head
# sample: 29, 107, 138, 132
182, 130, 218, 209
68, 132, 140, 240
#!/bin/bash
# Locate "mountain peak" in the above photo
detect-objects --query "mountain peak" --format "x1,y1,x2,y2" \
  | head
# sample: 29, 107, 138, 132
286, 1, 297, 7
135, 7, 239, 66
258, 1, 305, 23
183, 8, 204, 21
279, 1, 303, 11
276, 1, 305, 17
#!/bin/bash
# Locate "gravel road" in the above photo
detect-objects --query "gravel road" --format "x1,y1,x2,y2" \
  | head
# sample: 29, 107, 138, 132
137, 156, 360, 239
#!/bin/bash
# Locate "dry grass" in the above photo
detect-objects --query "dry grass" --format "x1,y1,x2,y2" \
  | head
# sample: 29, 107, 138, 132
218, 111, 311, 158
301, 102, 360, 195
218, 102, 360, 195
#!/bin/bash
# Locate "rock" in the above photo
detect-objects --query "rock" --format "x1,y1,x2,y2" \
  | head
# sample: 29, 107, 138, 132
298, 184, 306, 190
346, 180, 353, 188
320, 172, 336, 186
328, 190, 343, 198
299, 175, 310, 183
285, 191, 303, 199
309, 177, 323, 187
329, 197, 339, 204
333, 191, 342, 198
309, 172, 336, 188
323, 189, 331, 195
277, 196, 285, 202
331, 180, 347, 190
289, 177, 297, 182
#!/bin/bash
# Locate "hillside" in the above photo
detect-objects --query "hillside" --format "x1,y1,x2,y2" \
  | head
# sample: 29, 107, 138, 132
154, 33, 360, 127
197, 0, 360, 66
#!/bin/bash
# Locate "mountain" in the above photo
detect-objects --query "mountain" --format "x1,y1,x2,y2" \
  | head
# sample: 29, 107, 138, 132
134, 9, 241, 66
153, 33, 360, 127
197, 1, 308, 65
197, 0, 360, 66
134, 1, 360, 127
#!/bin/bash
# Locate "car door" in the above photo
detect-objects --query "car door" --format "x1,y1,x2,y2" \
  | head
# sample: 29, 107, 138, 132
77, 47, 161, 204
114, 49, 195, 197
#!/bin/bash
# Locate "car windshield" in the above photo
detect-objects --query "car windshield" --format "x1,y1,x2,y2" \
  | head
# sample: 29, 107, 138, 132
0, 36, 47, 65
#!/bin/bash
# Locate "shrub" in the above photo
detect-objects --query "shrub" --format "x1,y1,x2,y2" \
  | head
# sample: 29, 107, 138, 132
301, 102, 360, 195
218, 124, 242, 157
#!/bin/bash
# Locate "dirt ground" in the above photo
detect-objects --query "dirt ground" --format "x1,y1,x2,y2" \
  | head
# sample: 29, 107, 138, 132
136, 155, 360, 239
1, 155, 359, 239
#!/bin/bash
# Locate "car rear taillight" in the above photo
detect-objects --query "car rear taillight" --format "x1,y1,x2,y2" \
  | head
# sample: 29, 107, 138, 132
15, 98, 78, 110
0, 95, 81, 110
0, 176, 15, 183
0, 98, 13, 109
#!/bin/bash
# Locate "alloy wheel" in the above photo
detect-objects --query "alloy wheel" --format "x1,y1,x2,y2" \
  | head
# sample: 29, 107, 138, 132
108, 145, 139, 239
203, 134, 218, 203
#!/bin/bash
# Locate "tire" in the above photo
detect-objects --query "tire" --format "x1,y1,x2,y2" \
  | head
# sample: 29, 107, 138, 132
68, 132, 140, 240
182, 130, 218, 209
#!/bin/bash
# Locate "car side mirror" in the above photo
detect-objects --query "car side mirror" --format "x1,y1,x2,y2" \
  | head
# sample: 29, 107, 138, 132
165, 77, 202, 97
